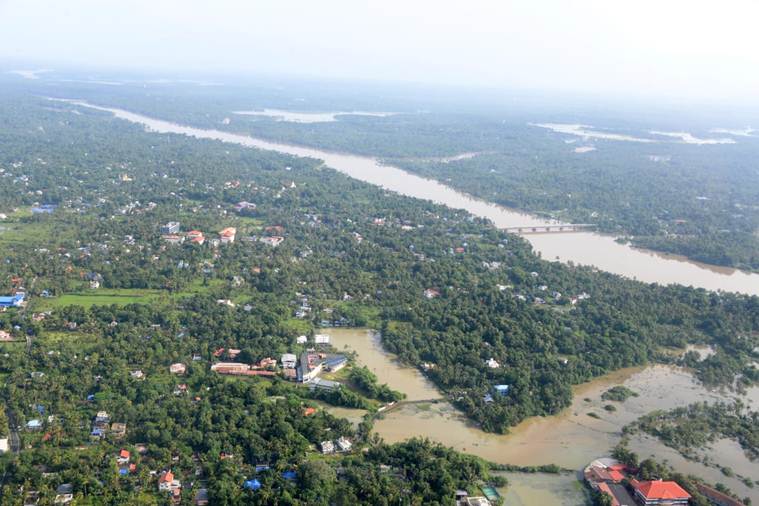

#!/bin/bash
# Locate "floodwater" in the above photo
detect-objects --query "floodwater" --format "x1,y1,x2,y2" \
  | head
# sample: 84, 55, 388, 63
494, 472, 589, 506
55, 99, 759, 295
329, 328, 759, 502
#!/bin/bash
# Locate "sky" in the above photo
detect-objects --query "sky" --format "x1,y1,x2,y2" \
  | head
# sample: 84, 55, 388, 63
1, 0, 759, 103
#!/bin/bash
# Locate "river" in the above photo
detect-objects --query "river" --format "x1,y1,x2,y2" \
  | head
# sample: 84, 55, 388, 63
53, 98, 759, 296
329, 328, 759, 503
53, 99, 759, 501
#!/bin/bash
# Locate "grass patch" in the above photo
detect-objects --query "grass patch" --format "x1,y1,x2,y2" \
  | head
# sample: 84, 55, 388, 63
34, 289, 164, 310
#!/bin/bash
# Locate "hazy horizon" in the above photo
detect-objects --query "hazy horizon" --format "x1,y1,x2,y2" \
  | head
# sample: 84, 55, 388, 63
2, 0, 759, 106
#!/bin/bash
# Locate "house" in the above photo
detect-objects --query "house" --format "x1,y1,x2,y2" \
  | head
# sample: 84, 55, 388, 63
31, 204, 56, 214
169, 363, 186, 375
130, 370, 145, 379
234, 201, 256, 212
117, 449, 130, 465
0, 438, 9, 453
26, 419, 42, 431
259, 357, 277, 369
53, 484, 73, 504
162, 234, 185, 245
493, 384, 510, 396
314, 334, 330, 344
160, 222, 180, 234
227, 348, 241, 359
0, 293, 25, 308
158, 470, 181, 493
584, 459, 639, 506
320, 441, 335, 454
243, 479, 261, 491
298, 352, 324, 382
336, 436, 352, 452
94, 411, 110, 427
303, 407, 317, 416
464, 498, 491, 506
211, 362, 250, 374
485, 358, 500, 369
110, 423, 127, 439
324, 355, 347, 372
24, 490, 41, 506
186, 230, 205, 245
630, 479, 691, 506
423, 288, 440, 299
296, 335, 308, 344
260, 236, 284, 247
0, 330, 12, 341
309, 378, 341, 391
219, 227, 237, 244
194, 488, 209, 506
281, 353, 297, 369
89, 280, 100, 289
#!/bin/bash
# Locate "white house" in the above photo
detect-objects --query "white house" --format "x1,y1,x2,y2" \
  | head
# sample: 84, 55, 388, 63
281, 353, 297, 369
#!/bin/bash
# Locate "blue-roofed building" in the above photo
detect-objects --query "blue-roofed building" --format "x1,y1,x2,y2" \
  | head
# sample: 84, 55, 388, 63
243, 479, 261, 491
119, 468, 129, 476
281, 470, 297, 481
324, 355, 348, 372
31, 204, 57, 214
86, 394, 95, 402
0, 293, 25, 308
255, 465, 270, 473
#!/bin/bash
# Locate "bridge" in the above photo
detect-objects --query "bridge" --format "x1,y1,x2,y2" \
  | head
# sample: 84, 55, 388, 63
503, 223, 596, 234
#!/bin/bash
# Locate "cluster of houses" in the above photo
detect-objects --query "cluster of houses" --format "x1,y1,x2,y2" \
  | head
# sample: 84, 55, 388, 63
320, 436, 353, 455
160, 221, 237, 247
90, 411, 126, 441
116, 449, 137, 476
207, 333, 347, 392
158, 469, 182, 503
584, 457, 694, 506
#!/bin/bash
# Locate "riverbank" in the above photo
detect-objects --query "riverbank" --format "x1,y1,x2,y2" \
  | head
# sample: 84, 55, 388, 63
48, 99, 759, 295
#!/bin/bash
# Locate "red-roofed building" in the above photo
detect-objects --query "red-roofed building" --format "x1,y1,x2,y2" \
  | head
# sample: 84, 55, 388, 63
631, 479, 691, 505
187, 231, 205, 245
219, 227, 237, 244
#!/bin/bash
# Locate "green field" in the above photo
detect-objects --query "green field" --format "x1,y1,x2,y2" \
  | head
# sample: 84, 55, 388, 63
34, 289, 164, 310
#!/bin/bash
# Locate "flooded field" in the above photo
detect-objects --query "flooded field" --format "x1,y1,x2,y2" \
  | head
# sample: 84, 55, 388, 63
329, 328, 759, 502
494, 472, 589, 506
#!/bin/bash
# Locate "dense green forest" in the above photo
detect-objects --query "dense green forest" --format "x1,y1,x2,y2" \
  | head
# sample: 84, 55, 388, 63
48, 77, 759, 271
0, 81, 758, 503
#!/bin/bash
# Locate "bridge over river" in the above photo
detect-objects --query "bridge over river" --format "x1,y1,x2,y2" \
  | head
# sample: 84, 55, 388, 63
503, 223, 596, 234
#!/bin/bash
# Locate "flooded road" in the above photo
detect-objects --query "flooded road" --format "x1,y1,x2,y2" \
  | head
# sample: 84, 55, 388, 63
56, 99, 759, 295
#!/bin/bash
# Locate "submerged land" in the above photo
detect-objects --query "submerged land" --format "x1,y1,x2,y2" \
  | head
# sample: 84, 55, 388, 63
0, 72, 758, 505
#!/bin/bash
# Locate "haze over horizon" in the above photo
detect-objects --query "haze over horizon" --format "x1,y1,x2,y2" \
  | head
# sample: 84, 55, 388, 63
2, 0, 759, 106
